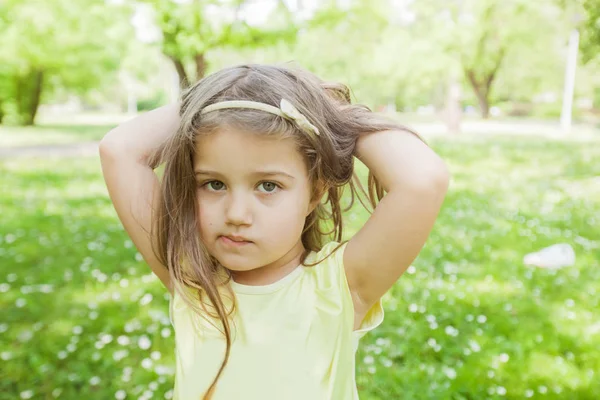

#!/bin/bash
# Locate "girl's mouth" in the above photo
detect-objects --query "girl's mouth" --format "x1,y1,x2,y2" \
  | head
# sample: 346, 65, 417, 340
220, 236, 252, 247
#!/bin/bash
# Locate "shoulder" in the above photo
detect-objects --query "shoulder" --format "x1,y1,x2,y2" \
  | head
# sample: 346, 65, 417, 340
304, 241, 349, 286
307, 241, 385, 334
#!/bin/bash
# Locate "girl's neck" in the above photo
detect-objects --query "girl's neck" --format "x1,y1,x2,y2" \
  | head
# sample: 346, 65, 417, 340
229, 240, 306, 286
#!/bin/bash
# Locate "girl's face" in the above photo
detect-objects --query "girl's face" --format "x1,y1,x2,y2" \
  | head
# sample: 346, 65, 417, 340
193, 127, 314, 273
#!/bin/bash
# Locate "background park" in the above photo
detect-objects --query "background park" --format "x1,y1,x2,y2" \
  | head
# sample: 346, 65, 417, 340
1, 0, 600, 399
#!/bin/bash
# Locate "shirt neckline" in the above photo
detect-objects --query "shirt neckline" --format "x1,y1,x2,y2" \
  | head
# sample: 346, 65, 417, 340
229, 261, 306, 295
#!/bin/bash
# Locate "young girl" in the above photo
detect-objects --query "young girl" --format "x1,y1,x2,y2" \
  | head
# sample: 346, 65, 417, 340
99, 63, 449, 400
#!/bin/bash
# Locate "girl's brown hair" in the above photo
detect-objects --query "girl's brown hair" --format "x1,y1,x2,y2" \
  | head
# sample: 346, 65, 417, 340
149, 63, 424, 398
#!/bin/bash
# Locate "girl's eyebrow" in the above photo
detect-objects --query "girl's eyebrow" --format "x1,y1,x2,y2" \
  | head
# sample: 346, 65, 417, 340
194, 169, 295, 180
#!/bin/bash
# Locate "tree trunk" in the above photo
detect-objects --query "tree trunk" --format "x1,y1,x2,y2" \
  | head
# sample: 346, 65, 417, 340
465, 69, 491, 119
25, 70, 44, 126
445, 74, 462, 133
14, 69, 44, 126
195, 53, 207, 81
168, 55, 189, 90
464, 48, 504, 120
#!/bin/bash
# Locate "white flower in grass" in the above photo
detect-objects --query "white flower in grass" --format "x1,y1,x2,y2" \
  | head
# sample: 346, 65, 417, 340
20, 390, 34, 399
499, 353, 509, 363
164, 390, 174, 399
477, 315, 487, 323
445, 326, 459, 337
73, 325, 83, 335
161, 328, 171, 338
100, 333, 113, 344
538, 385, 547, 394
90, 376, 101, 385
118, 335, 130, 346
443, 367, 456, 380
18, 330, 33, 342
525, 389, 534, 398
138, 335, 151, 350
115, 390, 127, 399
142, 358, 153, 369
52, 388, 62, 398
113, 350, 129, 361
497, 386, 507, 396
140, 293, 153, 306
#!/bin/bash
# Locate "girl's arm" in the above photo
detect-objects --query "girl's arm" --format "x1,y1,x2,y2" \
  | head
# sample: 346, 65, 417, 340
98, 104, 180, 295
100, 103, 180, 166
344, 129, 450, 314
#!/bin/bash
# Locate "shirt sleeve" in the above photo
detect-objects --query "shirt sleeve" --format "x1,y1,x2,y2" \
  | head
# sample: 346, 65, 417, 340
316, 241, 385, 342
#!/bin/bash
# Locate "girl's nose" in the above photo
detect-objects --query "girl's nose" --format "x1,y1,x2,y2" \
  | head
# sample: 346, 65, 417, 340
225, 191, 253, 226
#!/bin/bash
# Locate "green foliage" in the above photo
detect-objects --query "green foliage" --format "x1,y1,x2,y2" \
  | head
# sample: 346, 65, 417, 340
141, 0, 299, 85
137, 90, 169, 112
0, 0, 134, 125
580, 0, 600, 62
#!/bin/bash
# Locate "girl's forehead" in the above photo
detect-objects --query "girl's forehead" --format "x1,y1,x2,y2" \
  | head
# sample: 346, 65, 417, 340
193, 128, 308, 176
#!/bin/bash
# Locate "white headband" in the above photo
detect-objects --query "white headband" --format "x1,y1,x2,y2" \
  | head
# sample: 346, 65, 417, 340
200, 99, 320, 138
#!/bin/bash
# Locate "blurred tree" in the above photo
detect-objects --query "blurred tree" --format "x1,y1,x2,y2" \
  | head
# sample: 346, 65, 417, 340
140, 0, 298, 89
578, 0, 600, 62
0, 0, 132, 125
290, 0, 441, 109
414, 0, 565, 118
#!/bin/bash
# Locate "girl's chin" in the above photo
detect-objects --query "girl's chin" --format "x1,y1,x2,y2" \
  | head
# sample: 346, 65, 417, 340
215, 256, 261, 272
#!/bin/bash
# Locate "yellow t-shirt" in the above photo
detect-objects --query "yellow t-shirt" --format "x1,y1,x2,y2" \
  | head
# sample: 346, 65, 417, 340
169, 241, 384, 400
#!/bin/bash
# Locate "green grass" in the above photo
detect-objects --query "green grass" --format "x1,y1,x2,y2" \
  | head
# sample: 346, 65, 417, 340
1, 128, 599, 399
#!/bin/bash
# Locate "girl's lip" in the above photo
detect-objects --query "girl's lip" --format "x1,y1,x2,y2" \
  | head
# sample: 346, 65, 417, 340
220, 236, 252, 246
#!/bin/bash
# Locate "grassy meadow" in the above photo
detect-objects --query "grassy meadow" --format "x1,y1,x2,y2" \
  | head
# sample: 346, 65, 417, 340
1, 123, 599, 399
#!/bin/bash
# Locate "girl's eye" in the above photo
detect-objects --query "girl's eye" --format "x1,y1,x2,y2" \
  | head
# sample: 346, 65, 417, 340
258, 181, 279, 193
205, 181, 226, 191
